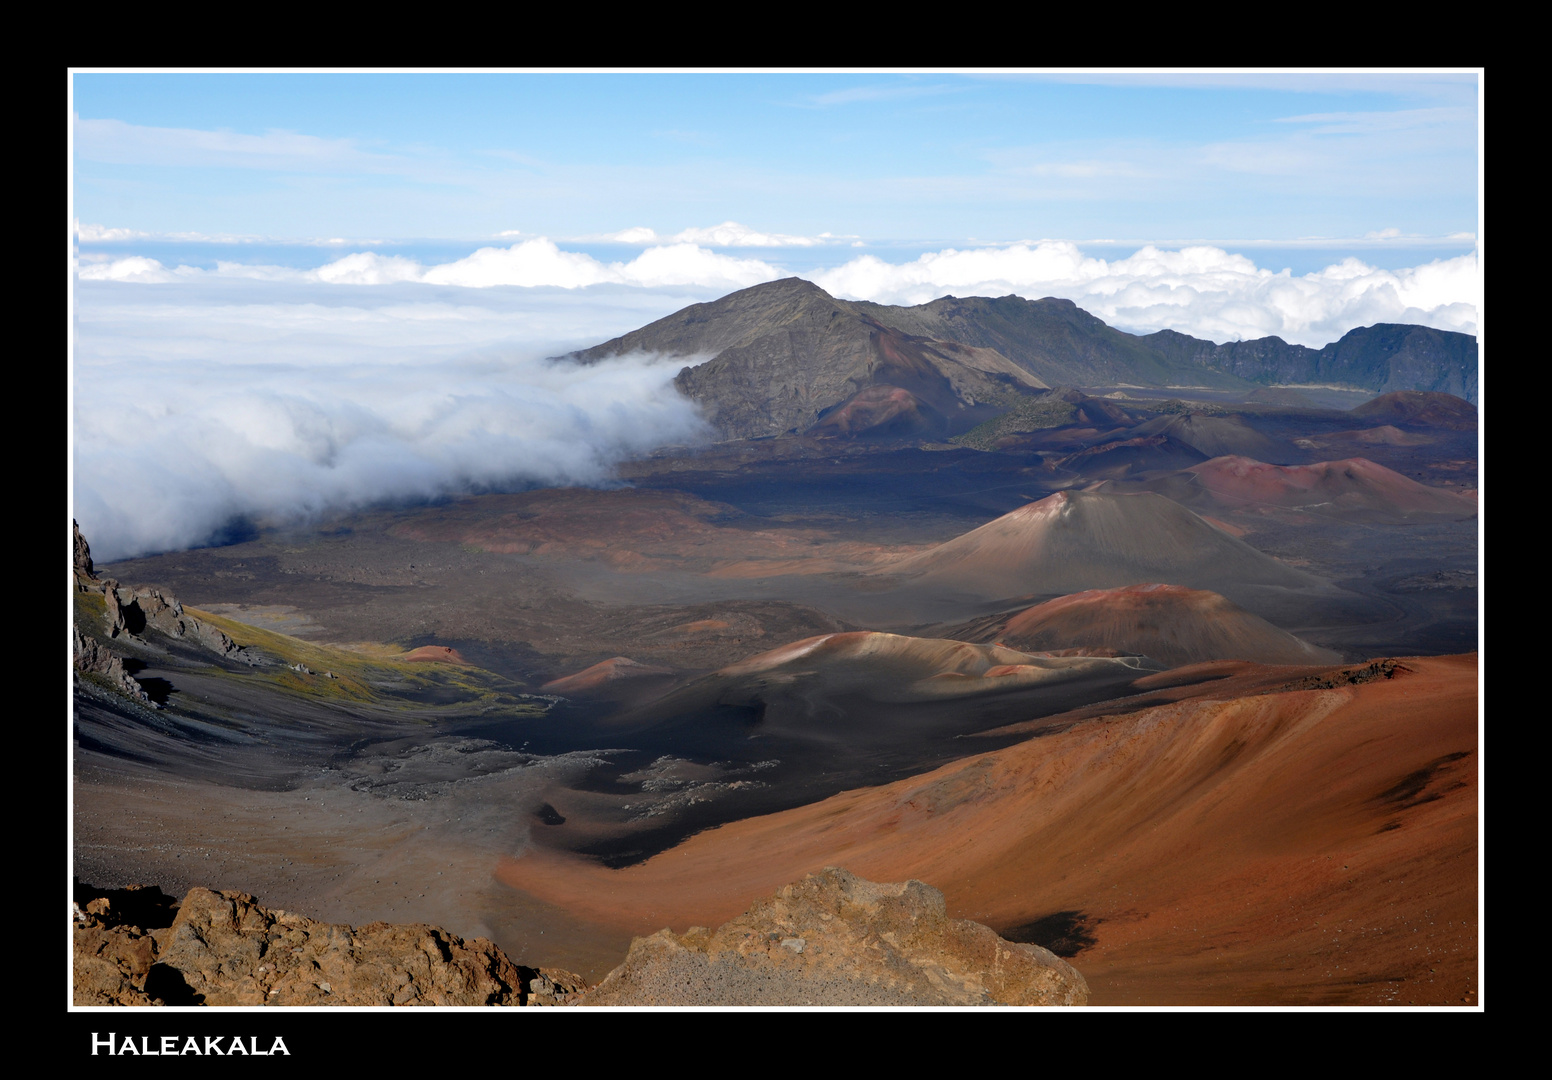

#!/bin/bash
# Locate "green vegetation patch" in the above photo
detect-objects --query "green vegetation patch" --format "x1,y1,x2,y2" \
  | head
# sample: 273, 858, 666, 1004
73, 589, 110, 638
1148, 398, 1228, 416
189, 608, 542, 716
951, 396, 1079, 450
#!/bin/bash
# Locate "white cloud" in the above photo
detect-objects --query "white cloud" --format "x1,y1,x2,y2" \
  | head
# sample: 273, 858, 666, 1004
77, 256, 191, 283
614, 243, 783, 288
603, 226, 660, 244
812, 241, 1480, 346
669, 222, 823, 247
77, 239, 790, 293
75, 237, 1480, 350
311, 252, 426, 285
76, 222, 149, 242
1274, 107, 1469, 135
595, 221, 843, 248
76, 220, 385, 246
72, 278, 722, 561
423, 239, 624, 288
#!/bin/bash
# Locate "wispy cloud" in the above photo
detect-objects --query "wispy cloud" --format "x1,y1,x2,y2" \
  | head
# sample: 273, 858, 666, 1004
1005, 72, 1479, 101
1273, 107, 1472, 134
587, 221, 851, 248
803, 82, 967, 107
74, 116, 391, 172
75, 220, 385, 246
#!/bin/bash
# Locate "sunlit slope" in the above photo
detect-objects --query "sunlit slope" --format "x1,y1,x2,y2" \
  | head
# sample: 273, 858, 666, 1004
994, 584, 1343, 668
880, 490, 1333, 604
504, 653, 1478, 1005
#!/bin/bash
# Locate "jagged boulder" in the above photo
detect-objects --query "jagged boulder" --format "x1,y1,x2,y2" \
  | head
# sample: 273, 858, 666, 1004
73, 519, 96, 586
72, 885, 182, 1005
73, 906, 162, 1005
72, 627, 155, 707
574, 867, 1089, 1006
72, 884, 586, 1007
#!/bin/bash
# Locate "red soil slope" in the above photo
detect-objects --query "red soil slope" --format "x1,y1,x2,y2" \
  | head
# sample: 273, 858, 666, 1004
882, 489, 1329, 600
1186, 456, 1477, 517
997, 583, 1341, 668
541, 656, 677, 696
501, 654, 1478, 1005
1351, 391, 1477, 430
401, 645, 469, 664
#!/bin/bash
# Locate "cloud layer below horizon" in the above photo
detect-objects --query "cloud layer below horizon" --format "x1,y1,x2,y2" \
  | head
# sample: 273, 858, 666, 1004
73, 278, 719, 561
79, 234, 1480, 347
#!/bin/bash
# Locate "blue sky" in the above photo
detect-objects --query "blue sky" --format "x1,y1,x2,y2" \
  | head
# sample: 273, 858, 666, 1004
72, 71, 1478, 260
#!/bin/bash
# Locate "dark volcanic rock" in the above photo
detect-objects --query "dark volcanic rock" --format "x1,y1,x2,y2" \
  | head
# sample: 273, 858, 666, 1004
1351, 390, 1478, 430
1144, 323, 1478, 402
855, 293, 1208, 389
73, 519, 96, 584
1130, 412, 1299, 463
107, 584, 252, 661
570, 279, 1049, 440
73, 627, 156, 707
564, 280, 1478, 443
75, 523, 257, 664
575, 867, 1088, 1006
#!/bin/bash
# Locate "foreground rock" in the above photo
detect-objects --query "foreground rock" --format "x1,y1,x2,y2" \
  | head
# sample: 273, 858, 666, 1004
73, 883, 585, 1006
573, 867, 1088, 1006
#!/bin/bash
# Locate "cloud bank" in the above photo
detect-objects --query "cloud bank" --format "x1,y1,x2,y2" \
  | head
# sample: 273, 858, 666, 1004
73, 279, 720, 561
812, 242, 1479, 346
77, 232, 1479, 347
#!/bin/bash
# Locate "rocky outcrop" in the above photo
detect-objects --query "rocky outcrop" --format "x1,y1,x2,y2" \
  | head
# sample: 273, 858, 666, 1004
72, 883, 586, 1007
75, 871, 1086, 1007
73, 521, 255, 664
573, 867, 1089, 1006
73, 886, 173, 1005
74, 519, 96, 586
105, 584, 251, 660
73, 628, 156, 707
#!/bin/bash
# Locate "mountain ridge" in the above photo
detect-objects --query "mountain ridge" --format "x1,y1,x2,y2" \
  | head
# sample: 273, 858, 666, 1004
565, 278, 1477, 440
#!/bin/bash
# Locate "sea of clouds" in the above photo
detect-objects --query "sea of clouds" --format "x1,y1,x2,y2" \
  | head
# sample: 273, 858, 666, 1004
73, 235, 1480, 562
